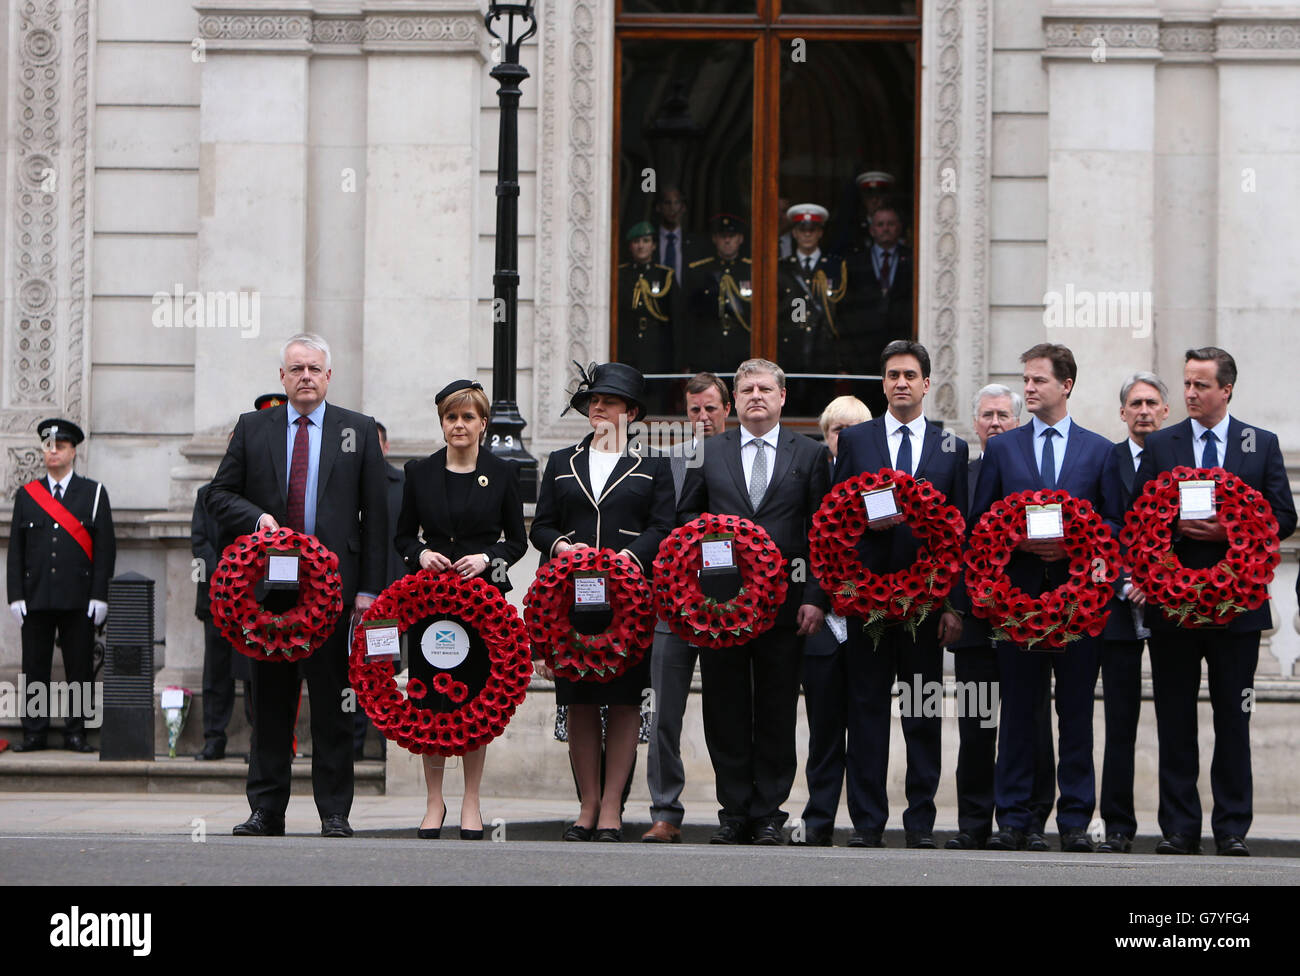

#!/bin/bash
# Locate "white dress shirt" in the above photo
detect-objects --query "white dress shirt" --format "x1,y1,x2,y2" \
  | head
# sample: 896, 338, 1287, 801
1031, 414, 1072, 484
47, 471, 74, 496
1190, 414, 1231, 467
1127, 437, 1144, 472
884, 412, 927, 477
587, 448, 620, 499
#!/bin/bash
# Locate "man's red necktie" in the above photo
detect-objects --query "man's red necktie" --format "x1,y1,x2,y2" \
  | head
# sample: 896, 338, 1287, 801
286, 415, 310, 532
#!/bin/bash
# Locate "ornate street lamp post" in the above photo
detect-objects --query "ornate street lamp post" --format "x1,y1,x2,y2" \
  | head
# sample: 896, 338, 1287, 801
484, 0, 538, 500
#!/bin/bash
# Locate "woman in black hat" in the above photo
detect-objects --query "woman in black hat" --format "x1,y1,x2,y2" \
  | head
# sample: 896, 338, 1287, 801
531, 363, 675, 840
394, 380, 527, 839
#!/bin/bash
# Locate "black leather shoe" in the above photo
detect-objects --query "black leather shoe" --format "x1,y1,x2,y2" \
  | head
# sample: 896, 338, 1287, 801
594, 827, 623, 842
12, 734, 47, 753
62, 733, 94, 754
1060, 828, 1095, 853
1026, 831, 1051, 852
710, 820, 751, 845
905, 831, 936, 849
944, 831, 988, 850
751, 821, 786, 846
1215, 835, 1250, 857
232, 808, 285, 837
321, 814, 354, 838
196, 741, 225, 761
1097, 833, 1132, 854
417, 803, 446, 839
987, 829, 1026, 851
847, 830, 884, 848
563, 823, 593, 842
1155, 833, 1201, 855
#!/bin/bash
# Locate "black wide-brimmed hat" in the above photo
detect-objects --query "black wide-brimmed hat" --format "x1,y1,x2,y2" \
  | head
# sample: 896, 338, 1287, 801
564, 362, 645, 419
37, 418, 84, 446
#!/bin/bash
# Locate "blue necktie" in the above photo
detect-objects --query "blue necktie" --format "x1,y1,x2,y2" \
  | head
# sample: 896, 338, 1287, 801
664, 232, 677, 273
1040, 428, 1058, 489
896, 425, 912, 476
1202, 430, 1218, 468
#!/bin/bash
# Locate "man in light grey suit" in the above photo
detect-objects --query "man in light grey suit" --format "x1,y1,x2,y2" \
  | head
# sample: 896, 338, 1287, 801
643, 373, 732, 843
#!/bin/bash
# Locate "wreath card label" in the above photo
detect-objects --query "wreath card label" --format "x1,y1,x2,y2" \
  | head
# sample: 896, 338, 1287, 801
363, 618, 401, 661
1178, 480, 1216, 520
861, 486, 901, 524
1025, 504, 1064, 540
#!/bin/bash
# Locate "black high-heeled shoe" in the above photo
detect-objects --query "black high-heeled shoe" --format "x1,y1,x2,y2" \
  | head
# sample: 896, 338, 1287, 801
417, 803, 447, 839
460, 813, 485, 842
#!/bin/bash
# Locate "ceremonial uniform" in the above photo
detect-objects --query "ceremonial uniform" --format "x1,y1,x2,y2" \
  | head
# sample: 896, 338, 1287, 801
7, 419, 115, 750
617, 260, 676, 376
685, 254, 752, 373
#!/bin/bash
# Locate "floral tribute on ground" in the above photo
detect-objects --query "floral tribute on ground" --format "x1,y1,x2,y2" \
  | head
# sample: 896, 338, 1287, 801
965, 489, 1119, 650
349, 571, 531, 756
808, 470, 965, 646
210, 527, 343, 663
1122, 466, 1280, 628
525, 547, 655, 681
652, 514, 788, 649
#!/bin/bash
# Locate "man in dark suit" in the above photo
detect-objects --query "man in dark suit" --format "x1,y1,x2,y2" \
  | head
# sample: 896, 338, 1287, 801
654, 186, 702, 285
207, 333, 389, 838
8, 418, 115, 753
1095, 372, 1169, 852
677, 358, 831, 845
841, 204, 912, 418
947, 384, 1056, 850
971, 343, 1117, 853
643, 373, 732, 844
833, 341, 967, 849
1131, 347, 1295, 857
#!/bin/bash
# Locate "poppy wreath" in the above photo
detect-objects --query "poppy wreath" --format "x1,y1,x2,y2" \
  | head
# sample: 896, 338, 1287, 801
965, 489, 1120, 650
808, 470, 965, 644
524, 548, 655, 682
210, 527, 343, 663
1121, 466, 1281, 627
652, 513, 788, 649
348, 571, 532, 756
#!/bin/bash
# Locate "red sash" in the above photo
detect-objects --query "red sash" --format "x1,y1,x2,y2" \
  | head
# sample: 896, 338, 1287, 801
24, 480, 94, 561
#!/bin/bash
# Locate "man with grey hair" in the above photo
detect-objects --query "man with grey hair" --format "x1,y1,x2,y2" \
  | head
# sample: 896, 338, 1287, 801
208, 332, 389, 838
678, 358, 831, 845
1094, 370, 1168, 852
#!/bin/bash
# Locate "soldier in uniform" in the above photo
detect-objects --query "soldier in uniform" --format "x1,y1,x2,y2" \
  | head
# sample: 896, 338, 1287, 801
617, 221, 677, 414
7, 418, 116, 752
777, 203, 848, 416
684, 214, 753, 375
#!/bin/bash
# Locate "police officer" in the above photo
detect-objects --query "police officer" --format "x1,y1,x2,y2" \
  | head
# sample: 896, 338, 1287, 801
777, 203, 847, 415
618, 220, 677, 413
684, 214, 752, 374
8, 418, 116, 752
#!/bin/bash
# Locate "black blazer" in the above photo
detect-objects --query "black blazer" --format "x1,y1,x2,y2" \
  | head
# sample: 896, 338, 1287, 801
677, 425, 831, 622
206, 401, 390, 605
191, 482, 232, 620
832, 415, 970, 615
530, 434, 675, 574
1132, 416, 1296, 634
7, 472, 116, 610
394, 448, 527, 594
1101, 438, 1143, 642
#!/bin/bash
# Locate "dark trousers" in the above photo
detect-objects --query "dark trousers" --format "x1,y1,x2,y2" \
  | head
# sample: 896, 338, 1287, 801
246, 613, 353, 819
201, 619, 251, 748
1148, 629, 1258, 841
995, 638, 1098, 832
20, 609, 94, 737
954, 646, 1056, 836
799, 627, 848, 835
700, 624, 803, 825
844, 621, 943, 834
1100, 638, 1145, 837
646, 625, 699, 826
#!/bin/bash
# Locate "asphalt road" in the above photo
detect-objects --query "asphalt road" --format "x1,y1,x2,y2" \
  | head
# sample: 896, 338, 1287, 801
2, 832, 1297, 886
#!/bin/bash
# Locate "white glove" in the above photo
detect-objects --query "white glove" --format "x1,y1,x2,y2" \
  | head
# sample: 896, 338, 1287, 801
88, 599, 108, 627
10, 600, 26, 625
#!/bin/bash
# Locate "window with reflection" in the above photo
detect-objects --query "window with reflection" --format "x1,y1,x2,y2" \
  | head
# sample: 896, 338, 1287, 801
613, 7, 919, 423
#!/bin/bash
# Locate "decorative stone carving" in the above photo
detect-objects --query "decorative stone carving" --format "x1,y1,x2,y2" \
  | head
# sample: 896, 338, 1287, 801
1159, 25, 1216, 55
1043, 20, 1160, 51
1217, 22, 1300, 53
6, 447, 46, 500
194, 5, 485, 54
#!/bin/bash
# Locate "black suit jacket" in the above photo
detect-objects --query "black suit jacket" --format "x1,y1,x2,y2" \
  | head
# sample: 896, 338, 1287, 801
677, 425, 831, 623
394, 449, 527, 594
191, 482, 231, 620
530, 434, 676, 574
206, 401, 389, 605
1132, 416, 1296, 633
832, 415, 970, 615
1101, 438, 1144, 642
7, 473, 116, 610
383, 462, 406, 587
